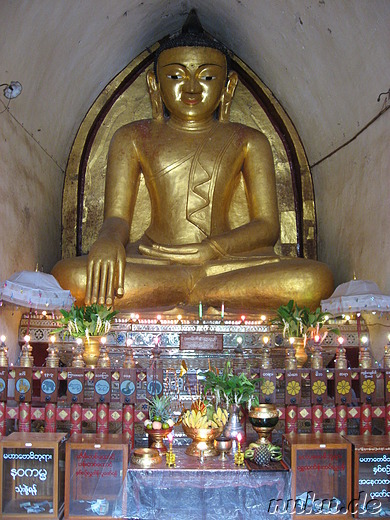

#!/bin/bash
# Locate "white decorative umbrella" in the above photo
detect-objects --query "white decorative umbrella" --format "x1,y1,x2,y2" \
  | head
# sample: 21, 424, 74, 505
321, 279, 390, 315
0, 270, 74, 311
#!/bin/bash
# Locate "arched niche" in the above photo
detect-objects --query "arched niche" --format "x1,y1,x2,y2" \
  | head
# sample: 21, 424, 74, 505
61, 42, 317, 261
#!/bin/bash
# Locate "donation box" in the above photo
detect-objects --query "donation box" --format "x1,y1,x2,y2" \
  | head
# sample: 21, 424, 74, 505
0, 432, 67, 519
283, 433, 352, 519
64, 433, 129, 519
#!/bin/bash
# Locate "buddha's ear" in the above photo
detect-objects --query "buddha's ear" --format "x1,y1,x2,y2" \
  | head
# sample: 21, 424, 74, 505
146, 70, 164, 121
219, 71, 239, 123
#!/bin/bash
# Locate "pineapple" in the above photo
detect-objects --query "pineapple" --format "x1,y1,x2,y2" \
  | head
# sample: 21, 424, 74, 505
253, 445, 271, 466
146, 394, 171, 422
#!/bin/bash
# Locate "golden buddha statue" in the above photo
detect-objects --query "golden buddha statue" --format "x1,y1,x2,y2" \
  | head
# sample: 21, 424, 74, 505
53, 13, 333, 311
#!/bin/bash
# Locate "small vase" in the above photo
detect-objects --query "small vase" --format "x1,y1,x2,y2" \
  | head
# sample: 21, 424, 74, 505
290, 337, 307, 368
83, 336, 103, 367
223, 404, 246, 447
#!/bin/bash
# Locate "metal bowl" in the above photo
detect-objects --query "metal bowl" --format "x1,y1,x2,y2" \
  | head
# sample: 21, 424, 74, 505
131, 447, 162, 467
182, 423, 223, 457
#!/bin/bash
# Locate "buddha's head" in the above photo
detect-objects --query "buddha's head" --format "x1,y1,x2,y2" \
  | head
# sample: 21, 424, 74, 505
147, 10, 238, 123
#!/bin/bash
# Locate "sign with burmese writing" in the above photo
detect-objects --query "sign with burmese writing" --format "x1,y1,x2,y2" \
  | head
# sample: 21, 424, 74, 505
180, 334, 223, 351
356, 449, 390, 514
14, 368, 32, 402
1, 447, 54, 515
66, 368, 84, 403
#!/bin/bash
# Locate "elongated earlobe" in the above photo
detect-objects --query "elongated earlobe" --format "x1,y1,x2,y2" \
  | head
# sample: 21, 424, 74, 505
219, 71, 239, 122
146, 70, 164, 121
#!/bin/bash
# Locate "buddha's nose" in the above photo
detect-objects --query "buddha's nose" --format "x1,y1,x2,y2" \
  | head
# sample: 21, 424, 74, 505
186, 76, 202, 93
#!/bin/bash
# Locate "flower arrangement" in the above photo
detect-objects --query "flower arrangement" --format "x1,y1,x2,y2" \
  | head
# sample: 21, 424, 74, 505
52, 303, 118, 339
203, 361, 260, 411
271, 299, 338, 341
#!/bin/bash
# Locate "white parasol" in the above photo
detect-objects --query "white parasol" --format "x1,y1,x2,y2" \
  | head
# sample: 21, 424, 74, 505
0, 270, 74, 311
321, 279, 390, 315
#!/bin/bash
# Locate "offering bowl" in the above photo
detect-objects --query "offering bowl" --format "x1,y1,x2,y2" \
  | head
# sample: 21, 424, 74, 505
182, 424, 223, 457
145, 426, 173, 453
248, 404, 279, 444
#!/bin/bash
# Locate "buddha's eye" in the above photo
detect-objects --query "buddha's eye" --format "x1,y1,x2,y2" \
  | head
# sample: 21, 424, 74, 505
167, 74, 183, 80
200, 75, 216, 81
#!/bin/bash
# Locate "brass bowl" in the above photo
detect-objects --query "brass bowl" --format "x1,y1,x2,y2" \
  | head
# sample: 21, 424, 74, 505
145, 426, 173, 453
131, 447, 162, 467
248, 404, 279, 444
214, 436, 232, 460
182, 423, 223, 457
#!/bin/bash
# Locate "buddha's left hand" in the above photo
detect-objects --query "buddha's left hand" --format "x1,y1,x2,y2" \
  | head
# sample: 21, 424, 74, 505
139, 241, 218, 264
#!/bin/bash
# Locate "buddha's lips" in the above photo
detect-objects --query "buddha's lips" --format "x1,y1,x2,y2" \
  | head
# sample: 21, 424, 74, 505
182, 96, 201, 105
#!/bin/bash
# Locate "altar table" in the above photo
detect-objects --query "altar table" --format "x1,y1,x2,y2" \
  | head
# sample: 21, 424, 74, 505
113, 448, 291, 520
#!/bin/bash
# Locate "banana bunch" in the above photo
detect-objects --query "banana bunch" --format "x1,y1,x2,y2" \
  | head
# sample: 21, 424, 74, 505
244, 442, 282, 461
209, 407, 229, 428
182, 409, 209, 429
182, 407, 228, 429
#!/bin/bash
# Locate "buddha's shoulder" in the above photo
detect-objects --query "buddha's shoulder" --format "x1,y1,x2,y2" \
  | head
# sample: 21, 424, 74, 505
111, 120, 155, 140
227, 122, 269, 142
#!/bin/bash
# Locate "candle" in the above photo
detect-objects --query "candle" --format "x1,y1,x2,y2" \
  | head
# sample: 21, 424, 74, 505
199, 302, 203, 320
236, 432, 242, 452
221, 302, 225, 320
198, 441, 207, 464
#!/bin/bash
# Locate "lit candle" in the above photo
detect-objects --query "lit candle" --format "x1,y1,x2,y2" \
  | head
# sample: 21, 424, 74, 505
263, 336, 269, 346
199, 302, 203, 320
221, 302, 225, 321
260, 315, 266, 322
337, 336, 344, 346
0, 335, 6, 344
236, 432, 242, 453
314, 335, 320, 344
240, 315, 246, 323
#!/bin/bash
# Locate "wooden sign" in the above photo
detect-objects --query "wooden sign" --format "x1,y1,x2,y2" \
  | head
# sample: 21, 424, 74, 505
310, 369, 327, 404
334, 370, 352, 405
119, 369, 137, 404
40, 368, 58, 402
146, 369, 163, 398
360, 370, 377, 404
259, 370, 276, 403
94, 369, 111, 403
180, 334, 223, 351
0, 368, 8, 401
66, 369, 84, 404
14, 368, 32, 402
285, 371, 301, 405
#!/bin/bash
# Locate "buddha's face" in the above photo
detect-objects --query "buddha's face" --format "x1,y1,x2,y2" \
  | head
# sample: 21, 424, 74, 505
157, 46, 227, 122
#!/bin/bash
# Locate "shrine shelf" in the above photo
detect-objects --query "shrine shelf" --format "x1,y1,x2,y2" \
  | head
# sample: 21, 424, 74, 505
282, 433, 352, 519
345, 435, 390, 518
0, 432, 67, 519
64, 433, 129, 519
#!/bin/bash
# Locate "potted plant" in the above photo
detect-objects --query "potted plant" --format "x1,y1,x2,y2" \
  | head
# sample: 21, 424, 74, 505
271, 299, 338, 367
203, 361, 260, 442
53, 303, 117, 367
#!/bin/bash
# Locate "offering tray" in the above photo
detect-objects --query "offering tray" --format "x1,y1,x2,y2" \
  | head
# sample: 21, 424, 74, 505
131, 447, 162, 467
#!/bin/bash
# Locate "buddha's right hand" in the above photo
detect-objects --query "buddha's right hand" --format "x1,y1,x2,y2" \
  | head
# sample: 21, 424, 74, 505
85, 237, 126, 306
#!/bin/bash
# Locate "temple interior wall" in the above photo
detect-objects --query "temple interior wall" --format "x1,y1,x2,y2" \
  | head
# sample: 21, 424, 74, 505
0, 0, 389, 360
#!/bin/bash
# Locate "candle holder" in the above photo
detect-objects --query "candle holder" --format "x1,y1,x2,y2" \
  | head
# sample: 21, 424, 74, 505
285, 345, 297, 370
234, 434, 245, 466
359, 337, 372, 369
165, 433, 176, 467
0, 336, 9, 367
384, 342, 390, 369
198, 441, 207, 464
72, 338, 85, 368
335, 337, 348, 369
123, 341, 136, 369
46, 336, 60, 368
20, 335, 34, 367
97, 337, 110, 368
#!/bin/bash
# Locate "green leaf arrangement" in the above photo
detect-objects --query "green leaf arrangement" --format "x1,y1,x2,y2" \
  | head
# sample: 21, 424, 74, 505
203, 361, 260, 409
52, 303, 118, 339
